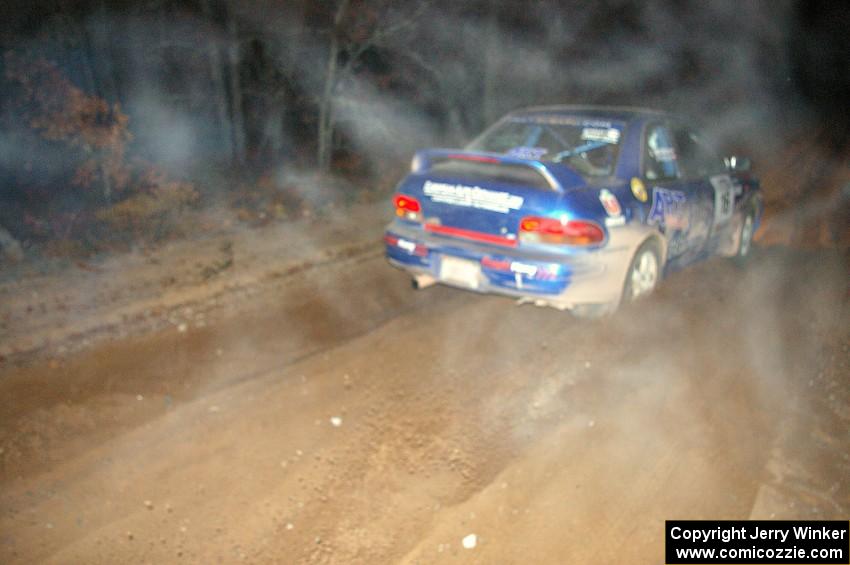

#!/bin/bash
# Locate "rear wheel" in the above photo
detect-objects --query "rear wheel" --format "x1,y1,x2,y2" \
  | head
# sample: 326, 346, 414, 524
622, 241, 661, 303
571, 241, 660, 318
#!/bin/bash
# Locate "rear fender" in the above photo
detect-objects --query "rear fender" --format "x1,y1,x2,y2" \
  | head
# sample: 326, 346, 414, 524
548, 225, 666, 310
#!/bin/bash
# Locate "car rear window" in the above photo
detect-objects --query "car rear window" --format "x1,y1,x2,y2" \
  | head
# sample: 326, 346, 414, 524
467, 115, 624, 178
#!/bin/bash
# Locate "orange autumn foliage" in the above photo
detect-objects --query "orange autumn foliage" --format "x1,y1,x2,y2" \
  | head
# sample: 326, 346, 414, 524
4, 50, 131, 198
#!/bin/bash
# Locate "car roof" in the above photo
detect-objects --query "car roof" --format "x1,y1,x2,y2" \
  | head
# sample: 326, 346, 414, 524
509, 105, 673, 123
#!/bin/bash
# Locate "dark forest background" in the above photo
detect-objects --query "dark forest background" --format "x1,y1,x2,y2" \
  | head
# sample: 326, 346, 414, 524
0, 0, 847, 259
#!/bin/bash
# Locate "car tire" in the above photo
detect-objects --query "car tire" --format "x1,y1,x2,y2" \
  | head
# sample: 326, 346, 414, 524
732, 211, 755, 267
622, 240, 661, 303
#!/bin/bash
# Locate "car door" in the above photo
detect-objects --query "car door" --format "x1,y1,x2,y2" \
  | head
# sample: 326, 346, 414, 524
641, 121, 692, 262
669, 125, 722, 261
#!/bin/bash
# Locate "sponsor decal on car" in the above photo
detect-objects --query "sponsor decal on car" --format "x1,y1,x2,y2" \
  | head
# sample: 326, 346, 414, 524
581, 127, 621, 144
631, 177, 648, 202
652, 147, 677, 162
422, 180, 524, 214
648, 187, 689, 230
605, 216, 627, 227
506, 146, 548, 160
509, 261, 538, 276
599, 188, 622, 217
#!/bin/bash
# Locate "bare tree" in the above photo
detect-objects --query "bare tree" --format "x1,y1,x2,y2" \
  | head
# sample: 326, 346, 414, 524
200, 0, 235, 161
317, 0, 350, 172
226, 14, 247, 164
316, 0, 430, 172
480, 0, 500, 126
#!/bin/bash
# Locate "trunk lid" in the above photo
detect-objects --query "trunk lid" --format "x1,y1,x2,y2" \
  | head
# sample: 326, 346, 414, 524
401, 150, 587, 247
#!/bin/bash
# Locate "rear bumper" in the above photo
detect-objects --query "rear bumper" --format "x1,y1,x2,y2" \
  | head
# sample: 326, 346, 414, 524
385, 220, 643, 309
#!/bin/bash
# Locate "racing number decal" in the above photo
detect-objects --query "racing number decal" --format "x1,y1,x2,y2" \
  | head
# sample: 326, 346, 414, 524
709, 175, 735, 225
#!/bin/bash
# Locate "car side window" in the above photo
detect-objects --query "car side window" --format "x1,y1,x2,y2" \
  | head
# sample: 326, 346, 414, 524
644, 124, 679, 181
673, 127, 723, 178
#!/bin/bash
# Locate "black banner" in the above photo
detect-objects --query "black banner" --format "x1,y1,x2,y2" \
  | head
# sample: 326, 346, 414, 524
666, 520, 849, 564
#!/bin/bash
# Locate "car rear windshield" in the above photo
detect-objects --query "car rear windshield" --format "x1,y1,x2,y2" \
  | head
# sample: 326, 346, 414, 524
466, 115, 624, 177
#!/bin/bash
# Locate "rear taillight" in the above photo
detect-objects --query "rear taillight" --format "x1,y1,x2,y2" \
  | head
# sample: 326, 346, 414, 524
393, 194, 422, 221
519, 216, 604, 246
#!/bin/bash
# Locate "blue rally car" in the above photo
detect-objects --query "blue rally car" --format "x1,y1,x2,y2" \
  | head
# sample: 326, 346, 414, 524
385, 106, 762, 316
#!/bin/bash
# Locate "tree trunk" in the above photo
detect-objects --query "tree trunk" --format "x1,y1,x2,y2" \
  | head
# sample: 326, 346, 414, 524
78, 20, 100, 98
0, 224, 23, 262
91, 28, 119, 103
226, 14, 247, 164
101, 161, 113, 202
481, 0, 499, 126
317, 0, 350, 173
317, 35, 339, 172
200, 0, 234, 162
59, 4, 99, 96
93, 1, 120, 103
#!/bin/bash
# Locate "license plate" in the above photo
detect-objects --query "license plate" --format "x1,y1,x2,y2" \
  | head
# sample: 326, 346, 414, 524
439, 256, 481, 289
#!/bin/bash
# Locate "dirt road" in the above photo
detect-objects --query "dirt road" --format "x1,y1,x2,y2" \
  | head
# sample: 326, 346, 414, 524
1, 245, 848, 563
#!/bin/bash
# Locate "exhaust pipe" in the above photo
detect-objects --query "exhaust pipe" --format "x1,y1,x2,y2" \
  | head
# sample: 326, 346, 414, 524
412, 274, 437, 290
